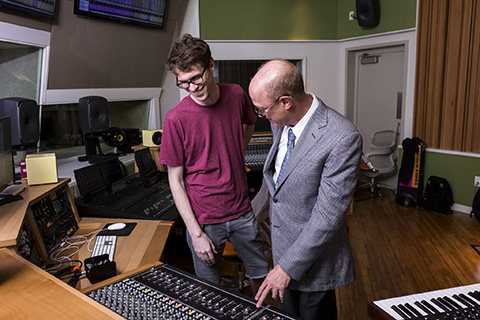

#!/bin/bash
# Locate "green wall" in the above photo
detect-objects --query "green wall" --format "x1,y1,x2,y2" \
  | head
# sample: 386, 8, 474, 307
421, 151, 480, 209
199, 0, 417, 40
336, 0, 417, 39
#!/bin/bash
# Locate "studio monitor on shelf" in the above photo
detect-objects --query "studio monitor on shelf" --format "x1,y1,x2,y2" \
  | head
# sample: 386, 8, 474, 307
79, 96, 110, 135
0, 97, 39, 147
142, 130, 162, 147
356, 0, 380, 27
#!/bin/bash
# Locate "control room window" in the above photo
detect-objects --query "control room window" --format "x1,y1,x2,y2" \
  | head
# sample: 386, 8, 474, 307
40, 100, 150, 158
0, 41, 42, 101
214, 59, 303, 132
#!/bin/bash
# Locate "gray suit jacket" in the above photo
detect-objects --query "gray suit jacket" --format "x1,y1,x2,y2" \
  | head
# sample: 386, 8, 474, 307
264, 98, 362, 292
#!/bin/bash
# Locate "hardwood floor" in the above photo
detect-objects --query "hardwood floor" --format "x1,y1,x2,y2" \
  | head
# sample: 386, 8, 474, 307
338, 189, 480, 319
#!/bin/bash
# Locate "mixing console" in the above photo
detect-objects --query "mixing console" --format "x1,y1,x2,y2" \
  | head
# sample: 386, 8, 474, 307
245, 142, 272, 171
87, 264, 299, 320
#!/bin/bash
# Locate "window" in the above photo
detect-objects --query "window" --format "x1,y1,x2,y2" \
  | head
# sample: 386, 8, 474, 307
215, 59, 303, 132
40, 100, 150, 158
0, 41, 42, 101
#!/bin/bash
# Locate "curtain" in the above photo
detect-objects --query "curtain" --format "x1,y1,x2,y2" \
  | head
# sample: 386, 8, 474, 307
414, 0, 480, 153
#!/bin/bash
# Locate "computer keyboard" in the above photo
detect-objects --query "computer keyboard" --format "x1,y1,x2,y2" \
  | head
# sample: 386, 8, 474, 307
0, 184, 25, 196
91, 235, 117, 262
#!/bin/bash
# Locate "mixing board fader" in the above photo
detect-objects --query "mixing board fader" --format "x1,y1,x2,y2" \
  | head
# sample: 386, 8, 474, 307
87, 264, 299, 320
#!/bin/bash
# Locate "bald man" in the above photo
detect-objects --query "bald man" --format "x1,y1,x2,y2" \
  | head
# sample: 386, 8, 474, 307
249, 60, 362, 320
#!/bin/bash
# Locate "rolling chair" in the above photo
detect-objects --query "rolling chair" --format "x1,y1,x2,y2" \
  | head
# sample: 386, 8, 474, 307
358, 127, 399, 199
222, 179, 271, 291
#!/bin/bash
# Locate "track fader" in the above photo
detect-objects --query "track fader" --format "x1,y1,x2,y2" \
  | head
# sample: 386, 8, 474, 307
87, 264, 299, 320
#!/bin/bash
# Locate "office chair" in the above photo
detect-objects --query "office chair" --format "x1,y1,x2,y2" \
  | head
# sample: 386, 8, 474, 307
222, 179, 271, 291
358, 127, 398, 199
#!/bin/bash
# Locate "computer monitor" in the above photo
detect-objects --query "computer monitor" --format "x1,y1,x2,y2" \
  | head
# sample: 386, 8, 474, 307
0, 117, 14, 193
134, 148, 159, 188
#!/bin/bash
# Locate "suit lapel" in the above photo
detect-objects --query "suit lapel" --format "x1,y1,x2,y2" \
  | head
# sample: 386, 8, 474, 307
274, 99, 328, 191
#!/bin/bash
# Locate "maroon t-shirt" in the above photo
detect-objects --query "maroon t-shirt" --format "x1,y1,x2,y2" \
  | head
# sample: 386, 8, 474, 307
159, 83, 256, 224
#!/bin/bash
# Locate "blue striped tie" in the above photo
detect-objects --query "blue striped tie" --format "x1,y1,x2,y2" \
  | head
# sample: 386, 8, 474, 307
275, 128, 295, 189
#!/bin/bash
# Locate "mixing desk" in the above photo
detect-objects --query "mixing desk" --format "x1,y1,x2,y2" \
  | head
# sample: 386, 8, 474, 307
87, 264, 299, 320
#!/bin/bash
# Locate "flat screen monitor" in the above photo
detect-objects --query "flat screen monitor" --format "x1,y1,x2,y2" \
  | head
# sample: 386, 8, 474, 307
74, 0, 167, 29
0, 117, 14, 193
0, 0, 56, 20
134, 147, 158, 187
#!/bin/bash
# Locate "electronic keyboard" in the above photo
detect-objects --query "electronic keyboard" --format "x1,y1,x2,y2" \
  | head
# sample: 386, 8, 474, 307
369, 283, 480, 319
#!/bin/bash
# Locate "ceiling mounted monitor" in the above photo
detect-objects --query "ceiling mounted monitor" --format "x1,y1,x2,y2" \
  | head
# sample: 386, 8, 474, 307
0, 0, 56, 20
74, 0, 167, 29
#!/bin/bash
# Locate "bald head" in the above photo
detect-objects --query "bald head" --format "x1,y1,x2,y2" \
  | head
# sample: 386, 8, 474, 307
249, 60, 304, 101
249, 60, 312, 127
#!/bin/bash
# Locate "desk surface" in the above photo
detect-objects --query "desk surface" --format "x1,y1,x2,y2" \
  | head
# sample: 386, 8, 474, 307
0, 248, 123, 319
0, 178, 174, 291
74, 217, 173, 289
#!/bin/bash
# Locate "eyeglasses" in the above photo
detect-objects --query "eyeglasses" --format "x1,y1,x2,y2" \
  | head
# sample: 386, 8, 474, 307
254, 95, 288, 116
176, 66, 208, 89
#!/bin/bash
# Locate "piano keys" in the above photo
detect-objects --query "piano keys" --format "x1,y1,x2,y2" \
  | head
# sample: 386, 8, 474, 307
368, 283, 480, 319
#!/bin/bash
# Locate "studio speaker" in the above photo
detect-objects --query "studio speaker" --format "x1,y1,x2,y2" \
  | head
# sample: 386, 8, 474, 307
142, 129, 162, 147
119, 128, 141, 153
79, 96, 110, 135
0, 97, 39, 147
356, 0, 380, 27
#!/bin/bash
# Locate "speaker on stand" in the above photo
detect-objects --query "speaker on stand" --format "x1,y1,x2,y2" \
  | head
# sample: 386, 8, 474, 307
102, 127, 127, 156
0, 97, 40, 148
78, 96, 115, 164
0, 97, 40, 181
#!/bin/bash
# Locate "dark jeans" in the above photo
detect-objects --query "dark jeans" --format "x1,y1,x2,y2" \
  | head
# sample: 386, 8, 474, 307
280, 288, 337, 320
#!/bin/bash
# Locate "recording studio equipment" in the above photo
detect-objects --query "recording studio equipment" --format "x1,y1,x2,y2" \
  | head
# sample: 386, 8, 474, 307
142, 129, 162, 147
245, 133, 273, 171
356, 0, 380, 27
27, 186, 79, 260
25, 153, 58, 185
15, 220, 42, 266
74, 158, 178, 221
86, 263, 299, 320
135, 147, 160, 188
102, 127, 127, 155
78, 95, 116, 164
118, 128, 141, 153
0, 97, 39, 148
0, 117, 15, 194
369, 283, 480, 320
85, 253, 116, 284
79, 96, 110, 135
245, 142, 272, 171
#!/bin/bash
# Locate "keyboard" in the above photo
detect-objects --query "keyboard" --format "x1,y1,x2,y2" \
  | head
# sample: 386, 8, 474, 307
0, 184, 25, 196
91, 235, 117, 262
369, 283, 480, 319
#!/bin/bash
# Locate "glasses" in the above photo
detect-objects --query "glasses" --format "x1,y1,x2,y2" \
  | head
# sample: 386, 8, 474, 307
176, 66, 208, 89
254, 95, 288, 116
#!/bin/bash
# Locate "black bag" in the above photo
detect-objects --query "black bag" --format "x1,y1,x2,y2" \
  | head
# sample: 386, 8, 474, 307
421, 176, 453, 214
470, 188, 480, 222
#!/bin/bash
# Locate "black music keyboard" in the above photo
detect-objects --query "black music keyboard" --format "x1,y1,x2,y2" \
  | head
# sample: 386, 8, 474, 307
369, 283, 480, 319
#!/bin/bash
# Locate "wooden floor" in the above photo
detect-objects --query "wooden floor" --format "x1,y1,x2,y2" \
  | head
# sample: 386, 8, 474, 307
164, 188, 480, 319
338, 189, 480, 319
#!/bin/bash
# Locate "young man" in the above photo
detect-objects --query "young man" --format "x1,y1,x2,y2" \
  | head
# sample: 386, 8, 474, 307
159, 34, 269, 291
249, 59, 362, 320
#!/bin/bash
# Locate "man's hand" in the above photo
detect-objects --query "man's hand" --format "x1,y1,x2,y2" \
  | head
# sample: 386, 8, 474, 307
255, 264, 291, 308
191, 231, 217, 266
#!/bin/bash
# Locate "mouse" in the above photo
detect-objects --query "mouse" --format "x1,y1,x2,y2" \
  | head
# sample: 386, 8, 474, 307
107, 223, 127, 231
